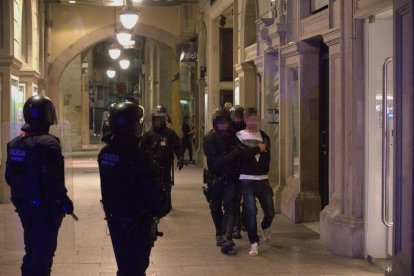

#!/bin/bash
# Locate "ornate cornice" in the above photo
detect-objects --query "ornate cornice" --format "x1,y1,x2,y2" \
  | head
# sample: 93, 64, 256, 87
234, 62, 256, 75
254, 55, 264, 74
322, 28, 341, 47
280, 41, 319, 58
19, 69, 43, 81
0, 56, 23, 71
299, 9, 329, 40
256, 18, 274, 48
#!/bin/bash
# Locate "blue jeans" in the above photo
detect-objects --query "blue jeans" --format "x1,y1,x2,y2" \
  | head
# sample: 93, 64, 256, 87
240, 179, 275, 244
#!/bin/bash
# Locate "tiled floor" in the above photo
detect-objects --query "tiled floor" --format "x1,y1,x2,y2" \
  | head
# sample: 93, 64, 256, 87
0, 153, 383, 275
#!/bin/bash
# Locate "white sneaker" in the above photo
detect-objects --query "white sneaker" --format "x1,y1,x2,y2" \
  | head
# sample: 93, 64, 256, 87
249, 242, 259, 256
262, 227, 271, 242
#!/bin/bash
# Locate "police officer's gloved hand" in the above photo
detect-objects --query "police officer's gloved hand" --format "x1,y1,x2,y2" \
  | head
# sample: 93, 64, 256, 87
177, 158, 184, 170
60, 198, 74, 215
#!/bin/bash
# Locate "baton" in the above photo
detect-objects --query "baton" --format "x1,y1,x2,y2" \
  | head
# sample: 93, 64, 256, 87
70, 213, 79, 221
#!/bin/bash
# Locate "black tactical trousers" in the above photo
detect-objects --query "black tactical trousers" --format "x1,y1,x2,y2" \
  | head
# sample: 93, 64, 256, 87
233, 181, 242, 233
209, 178, 236, 240
107, 216, 152, 276
159, 168, 173, 215
18, 207, 63, 276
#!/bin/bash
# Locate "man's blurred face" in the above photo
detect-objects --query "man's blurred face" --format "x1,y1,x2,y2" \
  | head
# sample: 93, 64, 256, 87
153, 116, 166, 128
245, 114, 258, 131
217, 121, 230, 132
234, 115, 244, 123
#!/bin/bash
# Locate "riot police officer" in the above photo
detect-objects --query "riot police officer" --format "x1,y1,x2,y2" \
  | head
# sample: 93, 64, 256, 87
230, 105, 246, 132
98, 102, 163, 275
101, 102, 117, 140
102, 103, 145, 143
230, 105, 246, 239
5, 95, 74, 276
140, 105, 184, 215
203, 108, 241, 254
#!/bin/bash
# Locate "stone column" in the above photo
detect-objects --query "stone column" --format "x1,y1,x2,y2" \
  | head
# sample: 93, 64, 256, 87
0, 74, 23, 202
319, 21, 365, 257
171, 61, 180, 133
197, 78, 206, 165
279, 41, 321, 223
262, 49, 280, 209
234, 62, 257, 108
206, 17, 220, 128
81, 70, 90, 148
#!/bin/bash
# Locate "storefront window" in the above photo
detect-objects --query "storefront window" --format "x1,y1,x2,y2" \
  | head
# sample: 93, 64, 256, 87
288, 67, 299, 177
234, 78, 240, 105
180, 62, 196, 124
11, 77, 25, 135
310, 0, 328, 14
13, 0, 23, 58
21, 1, 28, 62
33, 85, 38, 96
33, 0, 40, 70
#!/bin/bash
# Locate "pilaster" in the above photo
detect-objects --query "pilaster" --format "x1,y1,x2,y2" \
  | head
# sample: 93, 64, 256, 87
197, 78, 207, 165
234, 62, 257, 107
319, 24, 364, 257
279, 41, 321, 223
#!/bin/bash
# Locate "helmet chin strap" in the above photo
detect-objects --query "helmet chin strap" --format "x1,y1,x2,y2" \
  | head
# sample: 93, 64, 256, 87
153, 125, 166, 132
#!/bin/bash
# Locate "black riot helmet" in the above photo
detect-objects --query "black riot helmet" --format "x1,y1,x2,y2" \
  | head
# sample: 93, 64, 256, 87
230, 105, 246, 132
108, 102, 117, 113
23, 95, 57, 129
151, 105, 167, 130
109, 102, 143, 137
212, 108, 231, 132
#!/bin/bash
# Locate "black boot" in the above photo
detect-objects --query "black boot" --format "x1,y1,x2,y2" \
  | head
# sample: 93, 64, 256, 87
216, 235, 225, 246
221, 239, 235, 254
232, 229, 242, 239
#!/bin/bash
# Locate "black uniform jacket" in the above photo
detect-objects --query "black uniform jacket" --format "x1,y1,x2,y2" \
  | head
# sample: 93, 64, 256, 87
203, 129, 241, 178
140, 127, 183, 169
5, 126, 69, 206
98, 137, 162, 219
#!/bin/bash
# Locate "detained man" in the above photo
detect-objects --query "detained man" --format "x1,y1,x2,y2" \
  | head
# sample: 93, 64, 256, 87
236, 107, 275, 256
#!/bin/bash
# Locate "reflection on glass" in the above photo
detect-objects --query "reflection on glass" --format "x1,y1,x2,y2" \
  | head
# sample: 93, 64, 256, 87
11, 79, 25, 125
289, 67, 299, 177
179, 62, 196, 122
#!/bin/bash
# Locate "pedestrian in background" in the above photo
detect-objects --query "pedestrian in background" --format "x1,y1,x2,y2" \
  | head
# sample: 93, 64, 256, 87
181, 115, 196, 164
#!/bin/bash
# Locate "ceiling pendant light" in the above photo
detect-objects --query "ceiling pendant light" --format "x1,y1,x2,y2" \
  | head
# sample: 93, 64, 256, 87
116, 29, 132, 46
106, 68, 116, 78
108, 43, 122, 59
120, 6, 139, 30
119, 59, 130, 70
